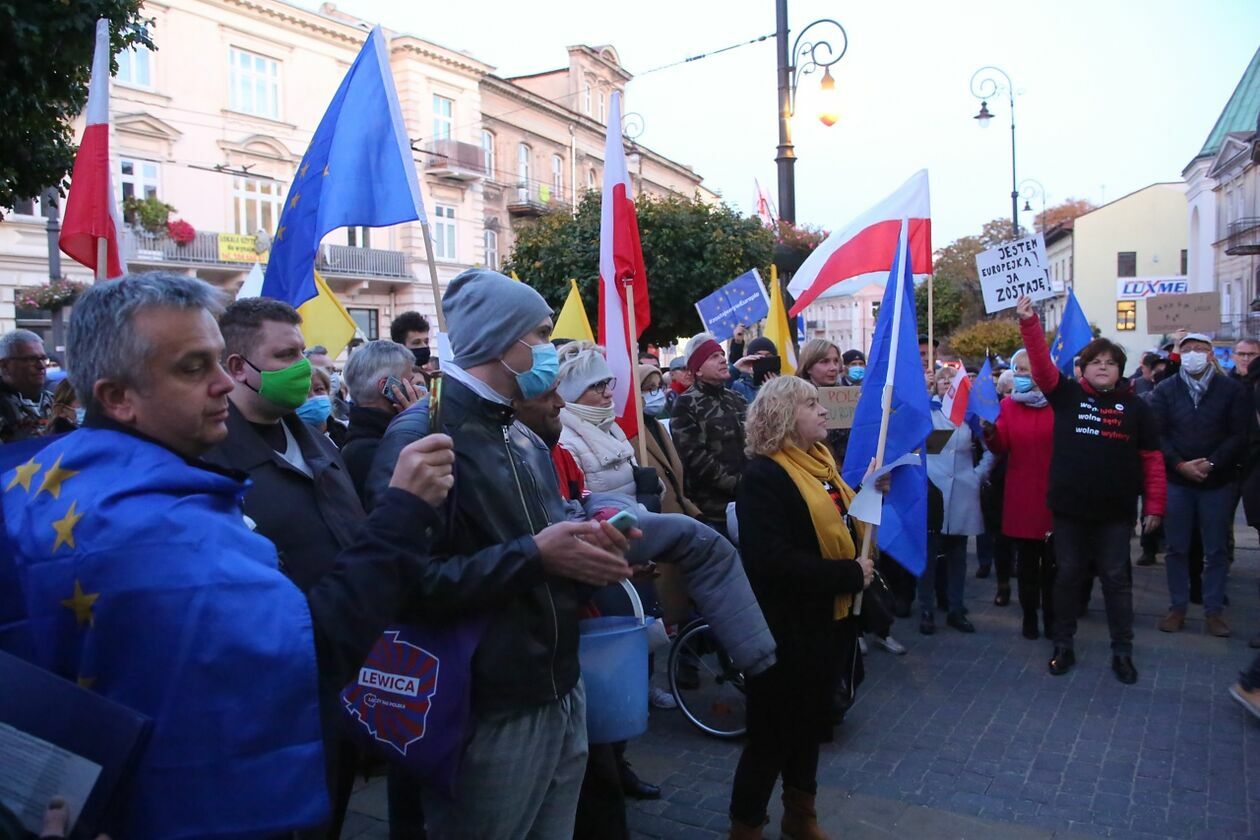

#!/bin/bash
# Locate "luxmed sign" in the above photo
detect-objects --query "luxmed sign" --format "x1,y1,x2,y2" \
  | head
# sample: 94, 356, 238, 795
1116, 277, 1189, 299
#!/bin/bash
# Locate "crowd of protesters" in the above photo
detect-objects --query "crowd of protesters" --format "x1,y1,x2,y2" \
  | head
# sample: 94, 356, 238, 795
3, 272, 1260, 840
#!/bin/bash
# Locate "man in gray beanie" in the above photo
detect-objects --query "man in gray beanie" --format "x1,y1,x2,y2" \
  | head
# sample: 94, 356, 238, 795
366, 268, 634, 839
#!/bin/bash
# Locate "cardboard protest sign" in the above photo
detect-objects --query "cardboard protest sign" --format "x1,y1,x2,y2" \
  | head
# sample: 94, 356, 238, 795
694, 269, 770, 342
1146, 292, 1220, 334
818, 386, 862, 429
976, 233, 1052, 314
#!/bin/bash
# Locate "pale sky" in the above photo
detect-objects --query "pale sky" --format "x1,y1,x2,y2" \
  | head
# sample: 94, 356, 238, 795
294, 0, 1258, 248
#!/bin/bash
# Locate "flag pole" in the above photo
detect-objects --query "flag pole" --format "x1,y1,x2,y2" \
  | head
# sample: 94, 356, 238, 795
95, 237, 107, 282
927, 273, 935, 377
856, 219, 912, 615
418, 220, 446, 332
624, 279, 649, 466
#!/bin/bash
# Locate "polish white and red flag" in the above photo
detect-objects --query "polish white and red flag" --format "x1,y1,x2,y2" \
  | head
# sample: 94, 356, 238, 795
598, 91, 650, 439
59, 19, 127, 281
787, 170, 931, 316
941, 367, 972, 426
754, 178, 777, 227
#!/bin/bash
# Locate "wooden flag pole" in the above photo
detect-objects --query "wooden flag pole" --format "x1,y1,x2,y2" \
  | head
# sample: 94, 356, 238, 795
855, 221, 913, 615
95, 237, 107, 282
927, 273, 935, 377
419, 220, 446, 332
624, 279, 649, 467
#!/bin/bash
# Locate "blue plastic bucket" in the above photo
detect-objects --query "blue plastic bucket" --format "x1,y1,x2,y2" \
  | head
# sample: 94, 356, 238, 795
579, 581, 651, 743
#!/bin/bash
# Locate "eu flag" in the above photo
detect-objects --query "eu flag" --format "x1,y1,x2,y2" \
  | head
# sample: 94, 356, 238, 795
3, 427, 328, 837
0, 434, 60, 660
842, 220, 933, 574
262, 26, 427, 307
1051, 289, 1093, 377
967, 356, 1001, 423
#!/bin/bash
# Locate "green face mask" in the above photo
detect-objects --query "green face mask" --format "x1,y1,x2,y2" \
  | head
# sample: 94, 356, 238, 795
244, 356, 312, 410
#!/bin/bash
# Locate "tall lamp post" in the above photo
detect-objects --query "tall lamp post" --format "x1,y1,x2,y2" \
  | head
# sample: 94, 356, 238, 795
1019, 178, 1047, 231
775, 1, 847, 225
970, 66, 1020, 236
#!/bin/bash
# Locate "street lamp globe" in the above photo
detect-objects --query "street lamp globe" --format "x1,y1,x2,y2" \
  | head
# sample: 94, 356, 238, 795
817, 67, 839, 127
973, 100, 993, 128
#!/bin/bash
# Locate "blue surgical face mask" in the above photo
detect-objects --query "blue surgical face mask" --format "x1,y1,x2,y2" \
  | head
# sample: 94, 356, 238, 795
847, 366, 866, 382
503, 340, 560, 399
296, 395, 332, 425
1014, 374, 1035, 393
643, 388, 667, 416
74, 407, 86, 425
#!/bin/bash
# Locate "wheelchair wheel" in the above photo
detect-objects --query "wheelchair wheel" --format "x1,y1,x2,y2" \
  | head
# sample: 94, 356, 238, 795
667, 618, 746, 738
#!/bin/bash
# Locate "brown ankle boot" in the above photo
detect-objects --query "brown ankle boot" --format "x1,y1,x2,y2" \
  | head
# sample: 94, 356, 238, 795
781, 786, 829, 840
728, 817, 764, 840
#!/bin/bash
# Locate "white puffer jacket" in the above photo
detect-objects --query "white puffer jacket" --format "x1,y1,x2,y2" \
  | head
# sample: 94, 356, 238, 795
558, 406, 637, 497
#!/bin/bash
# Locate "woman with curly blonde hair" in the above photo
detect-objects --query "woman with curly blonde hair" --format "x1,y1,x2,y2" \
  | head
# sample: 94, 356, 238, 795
729, 376, 876, 840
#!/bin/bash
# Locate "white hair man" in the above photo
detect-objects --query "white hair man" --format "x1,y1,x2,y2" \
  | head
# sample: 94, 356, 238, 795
341, 339, 421, 501
0, 328, 54, 441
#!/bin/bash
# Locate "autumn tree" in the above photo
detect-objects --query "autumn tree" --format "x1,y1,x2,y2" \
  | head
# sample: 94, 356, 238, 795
1035, 198, 1096, 231
0, 1, 153, 211
948, 318, 1023, 360
505, 191, 773, 346
919, 218, 1016, 336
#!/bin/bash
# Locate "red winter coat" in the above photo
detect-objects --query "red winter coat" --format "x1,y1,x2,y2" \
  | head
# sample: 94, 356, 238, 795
986, 396, 1055, 540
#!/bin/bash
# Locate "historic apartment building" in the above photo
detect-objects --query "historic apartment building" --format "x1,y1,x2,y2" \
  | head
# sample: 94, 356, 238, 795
0, 0, 712, 351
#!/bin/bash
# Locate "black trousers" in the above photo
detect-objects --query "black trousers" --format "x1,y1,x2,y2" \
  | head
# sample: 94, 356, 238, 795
1052, 516, 1134, 655
994, 533, 1015, 586
1014, 536, 1056, 623
730, 730, 820, 826
574, 743, 629, 840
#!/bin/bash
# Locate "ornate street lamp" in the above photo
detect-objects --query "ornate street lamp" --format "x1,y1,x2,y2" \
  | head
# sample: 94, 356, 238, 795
970, 65, 1020, 236
1020, 178, 1047, 230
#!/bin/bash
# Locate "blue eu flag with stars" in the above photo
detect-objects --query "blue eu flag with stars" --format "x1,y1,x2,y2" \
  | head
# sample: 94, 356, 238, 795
3, 427, 329, 837
1052, 289, 1093, 377
842, 221, 933, 575
262, 26, 427, 308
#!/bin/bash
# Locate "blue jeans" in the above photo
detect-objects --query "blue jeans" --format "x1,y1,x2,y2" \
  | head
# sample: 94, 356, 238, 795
920, 532, 967, 615
1164, 482, 1235, 616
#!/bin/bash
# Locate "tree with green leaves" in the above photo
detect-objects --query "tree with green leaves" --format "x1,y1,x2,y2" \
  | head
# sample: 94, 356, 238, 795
917, 217, 1017, 337
0, 1, 153, 211
505, 191, 774, 346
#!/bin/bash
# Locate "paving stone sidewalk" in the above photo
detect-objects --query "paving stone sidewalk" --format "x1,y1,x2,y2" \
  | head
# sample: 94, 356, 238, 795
345, 524, 1260, 840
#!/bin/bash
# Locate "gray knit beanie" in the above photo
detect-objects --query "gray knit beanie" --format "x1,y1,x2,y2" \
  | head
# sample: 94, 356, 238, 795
443, 269, 554, 368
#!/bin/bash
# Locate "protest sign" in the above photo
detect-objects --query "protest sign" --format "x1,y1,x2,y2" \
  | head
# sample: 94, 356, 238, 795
1146, 292, 1219, 333
818, 386, 862, 429
694, 269, 770, 342
976, 233, 1052, 313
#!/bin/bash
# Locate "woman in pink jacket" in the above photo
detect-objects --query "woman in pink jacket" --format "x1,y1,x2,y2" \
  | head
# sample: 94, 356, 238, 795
985, 348, 1056, 641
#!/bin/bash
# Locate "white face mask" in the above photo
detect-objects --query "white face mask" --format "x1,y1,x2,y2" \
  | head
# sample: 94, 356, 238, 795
1180, 351, 1209, 375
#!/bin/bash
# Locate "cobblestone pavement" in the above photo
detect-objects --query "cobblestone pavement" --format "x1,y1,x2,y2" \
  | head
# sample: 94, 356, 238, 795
345, 525, 1260, 839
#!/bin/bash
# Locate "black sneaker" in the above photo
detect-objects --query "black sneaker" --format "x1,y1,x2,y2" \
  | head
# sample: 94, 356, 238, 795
1048, 646, 1075, 676
1111, 655, 1138, 685
946, 612, 975, 633
919, 612, 936, 635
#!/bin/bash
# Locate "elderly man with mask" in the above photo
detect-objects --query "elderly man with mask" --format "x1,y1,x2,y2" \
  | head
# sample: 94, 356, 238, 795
1150, 332, 1249, 638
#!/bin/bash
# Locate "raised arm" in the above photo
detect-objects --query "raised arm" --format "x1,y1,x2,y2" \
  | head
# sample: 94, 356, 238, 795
1016, 295, 1062, 395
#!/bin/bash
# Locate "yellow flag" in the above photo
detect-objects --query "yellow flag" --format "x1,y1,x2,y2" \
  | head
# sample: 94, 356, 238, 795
553, 278, 595, 343
298, 270, 358, 356
510, 271, 522, 283
764, 265, 798, 375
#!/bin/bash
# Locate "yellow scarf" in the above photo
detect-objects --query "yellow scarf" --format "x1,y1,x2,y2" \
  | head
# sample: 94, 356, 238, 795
769, 442, 867, 620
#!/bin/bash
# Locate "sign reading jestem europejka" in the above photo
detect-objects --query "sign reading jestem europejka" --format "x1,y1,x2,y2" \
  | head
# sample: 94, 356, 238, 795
976, 233, 1052, 314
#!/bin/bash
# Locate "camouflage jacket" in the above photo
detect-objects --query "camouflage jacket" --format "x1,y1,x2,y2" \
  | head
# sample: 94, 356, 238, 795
670, 381, 748, 521
0, 382, 53, 443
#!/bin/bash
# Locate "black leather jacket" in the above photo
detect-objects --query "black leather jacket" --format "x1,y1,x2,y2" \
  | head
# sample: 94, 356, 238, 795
365, 375, 582, 712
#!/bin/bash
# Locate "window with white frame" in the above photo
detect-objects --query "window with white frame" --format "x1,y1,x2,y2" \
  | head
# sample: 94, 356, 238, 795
517, 143, 531, 201
118, 158, 160, 206
484, 229, 499, 271
433, 95, 454, 141
598, 90, 606, 124
584, 82, 592, 115
480, 130, 496, 177
432, 204, 456, 261
232, 176, 285, 235
347, 226, 371, 249
587, 168, 597, 191
116, 46, 153, 88
551, 154, 564, 201
229, 47, 281, 119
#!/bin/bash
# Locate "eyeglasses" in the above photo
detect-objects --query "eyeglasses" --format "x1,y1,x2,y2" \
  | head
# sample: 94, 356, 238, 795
588, 377, 617, 394
643, 386, 662, 396
6, 355, 49, 367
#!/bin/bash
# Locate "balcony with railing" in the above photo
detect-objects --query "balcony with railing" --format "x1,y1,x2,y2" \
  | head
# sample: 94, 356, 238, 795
122, 229, 411, 282
1225, 217, 1260, 256
507, 182, 566, 217
423, 139, 488, 181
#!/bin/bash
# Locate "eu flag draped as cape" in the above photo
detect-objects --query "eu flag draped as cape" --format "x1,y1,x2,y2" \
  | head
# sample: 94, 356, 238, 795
262, 26, 426, 308
2, 426, 328, 838
842, 221, 933, 575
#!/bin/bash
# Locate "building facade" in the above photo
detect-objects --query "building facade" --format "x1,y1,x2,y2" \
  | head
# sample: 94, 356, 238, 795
0, 0, 710, 354
1071, 183, 1188, 351
799, 281, 882, 354
1041, 219, 1074, 333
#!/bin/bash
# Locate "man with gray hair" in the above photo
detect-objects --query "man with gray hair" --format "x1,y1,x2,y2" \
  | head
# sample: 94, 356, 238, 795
0, 327, 54, 442
3, 271, 457, 837
342, 338, 420, 502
